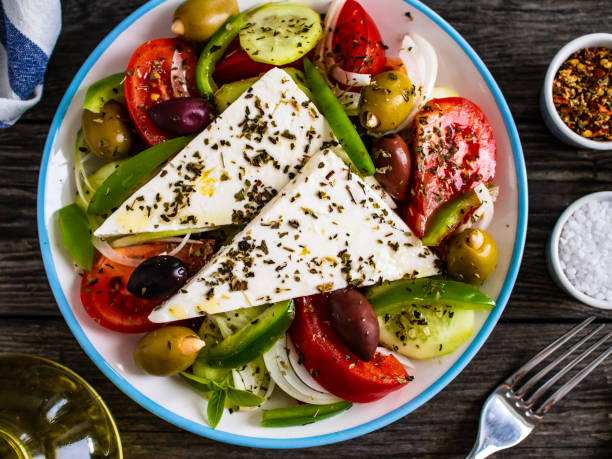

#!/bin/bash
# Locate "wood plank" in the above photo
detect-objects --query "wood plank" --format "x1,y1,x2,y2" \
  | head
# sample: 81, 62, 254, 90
1, 0, 611, 456
15, 0, 612, 123
0, 319, 609, 457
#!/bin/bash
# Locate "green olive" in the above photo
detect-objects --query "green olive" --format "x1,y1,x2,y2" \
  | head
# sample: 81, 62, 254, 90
359, 71, 414, 133
172, 0, 239, 42
134, 326, 205, 376
82, 101, 133, 160
445, 228, 498, 285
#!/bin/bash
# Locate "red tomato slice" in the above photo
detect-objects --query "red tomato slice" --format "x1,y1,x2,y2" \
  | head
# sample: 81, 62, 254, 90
213, 38, 304, 86
80, 241, 215, 333
331, 0, 386, 75
289, 295, 410, 403
405, 97, 497, 238
125, 38, 198, 146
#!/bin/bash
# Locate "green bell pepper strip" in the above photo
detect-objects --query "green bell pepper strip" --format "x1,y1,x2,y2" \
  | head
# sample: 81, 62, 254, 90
196, 12, 249, 99
213, 69, 313, 112
261, 401, 352, 427
87, 136, 192, 216
57, 204, 95, 271
213, 77, 259, 112
365, 278, 495, 316
82, 73, 125, 113
197, 299, 295, 369
422, 188, 481, 247
303, 57, 375, 176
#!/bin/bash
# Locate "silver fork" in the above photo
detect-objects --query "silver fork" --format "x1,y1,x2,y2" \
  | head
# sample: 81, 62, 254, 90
466, 317, 611, 458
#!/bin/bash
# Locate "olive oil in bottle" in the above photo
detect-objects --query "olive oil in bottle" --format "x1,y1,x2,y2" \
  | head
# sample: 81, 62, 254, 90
0, 355, 122, 458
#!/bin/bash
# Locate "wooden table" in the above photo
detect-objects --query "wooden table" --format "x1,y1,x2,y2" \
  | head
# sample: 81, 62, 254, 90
1, 0, 610, 457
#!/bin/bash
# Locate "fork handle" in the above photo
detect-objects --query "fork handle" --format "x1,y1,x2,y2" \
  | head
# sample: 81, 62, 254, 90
465, 441, 495, 459
465, 438, 493, 459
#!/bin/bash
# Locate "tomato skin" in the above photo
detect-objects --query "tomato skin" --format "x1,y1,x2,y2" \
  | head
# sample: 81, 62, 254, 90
405, 97, 496, 238
80, 241, 215, 333
213, 38, 304, 86
289, 295, 409, 403
331, 0, 386, 75
125, 38, 198, 146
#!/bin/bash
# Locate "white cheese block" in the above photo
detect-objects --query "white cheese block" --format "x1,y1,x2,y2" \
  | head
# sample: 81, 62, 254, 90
149, 149, 439, 323
94, 68, 336, 238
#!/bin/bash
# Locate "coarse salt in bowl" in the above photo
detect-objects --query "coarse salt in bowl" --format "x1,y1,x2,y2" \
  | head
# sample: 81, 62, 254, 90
548, 191, 612, 309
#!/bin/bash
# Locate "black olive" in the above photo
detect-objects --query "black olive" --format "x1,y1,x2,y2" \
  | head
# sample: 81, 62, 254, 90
327, 289, 379, 361
147, 97, 215, 135
371, 134, 411, 201
127, 255, 188, 299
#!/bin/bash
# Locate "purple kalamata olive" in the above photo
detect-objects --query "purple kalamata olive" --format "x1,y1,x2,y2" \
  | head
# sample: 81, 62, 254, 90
127, 255, 188, 299
147, 97, 215, 135
371, 134, 412, 201
327, 289, 379, 361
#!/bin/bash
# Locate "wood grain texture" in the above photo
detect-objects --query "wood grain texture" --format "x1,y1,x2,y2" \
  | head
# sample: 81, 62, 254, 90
0, 0, 611, 457
0, 320, 610, 458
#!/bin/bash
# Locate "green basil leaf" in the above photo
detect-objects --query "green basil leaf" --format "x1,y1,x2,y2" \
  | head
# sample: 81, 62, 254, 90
180, 372, 215, 393
226, 387, 266, 407
207, 389, 226, 429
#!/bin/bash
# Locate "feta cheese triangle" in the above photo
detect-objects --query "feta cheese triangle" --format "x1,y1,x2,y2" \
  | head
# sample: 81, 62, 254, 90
94, 68, 336, 238
149, 150, 439, 323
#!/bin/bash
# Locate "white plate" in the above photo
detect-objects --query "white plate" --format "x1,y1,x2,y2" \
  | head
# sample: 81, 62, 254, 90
37, 0, 527, 448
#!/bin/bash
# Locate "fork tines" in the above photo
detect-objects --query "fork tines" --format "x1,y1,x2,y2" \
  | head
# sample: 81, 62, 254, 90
502, 317, 611, 417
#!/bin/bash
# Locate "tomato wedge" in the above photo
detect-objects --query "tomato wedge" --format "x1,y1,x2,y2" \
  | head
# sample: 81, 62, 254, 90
80, 241, 215, 333
125, 38, 198, 146
289, 295, 410, 403
331, 0, 386, 75
213, 38, 304, 86
405, 97, 496, 238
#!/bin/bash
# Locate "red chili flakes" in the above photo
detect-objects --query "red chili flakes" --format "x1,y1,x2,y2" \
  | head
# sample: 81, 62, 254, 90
552, 47, 611, 141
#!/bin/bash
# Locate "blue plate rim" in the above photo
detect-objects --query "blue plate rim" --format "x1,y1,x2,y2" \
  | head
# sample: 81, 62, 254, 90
37, 0, 528, 449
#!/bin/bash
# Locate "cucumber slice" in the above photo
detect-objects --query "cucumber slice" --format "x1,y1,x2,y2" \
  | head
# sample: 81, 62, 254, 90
378, 306, 475, 359
239, 4, 322, 65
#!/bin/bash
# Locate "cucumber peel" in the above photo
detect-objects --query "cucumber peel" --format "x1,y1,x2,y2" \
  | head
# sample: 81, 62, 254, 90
366, 278, 495, 316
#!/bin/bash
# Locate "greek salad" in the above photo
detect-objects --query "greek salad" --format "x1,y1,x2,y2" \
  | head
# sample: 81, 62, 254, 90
58, 0, 500, 429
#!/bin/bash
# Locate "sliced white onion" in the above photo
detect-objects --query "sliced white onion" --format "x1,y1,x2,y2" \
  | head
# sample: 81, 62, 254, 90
167, 232, 191, 256
231, 360, 274, 411
457, 184, 498, 233
263, 377, 276, 400
321, 0, 372, 88
330, 66, 371, 87
286, 335, 329, 393
376, 346, 415, 370
151, 237, 204, 245
74, 144, 93, 207
74, 167, 89, 208
171, 47, 190, 96
76, 152, 95, 191
332, 88, 361, 116
314, 0, 344, 80
263, 335, 342, 405
92, 237, 142, 267
387, 33, 438, 135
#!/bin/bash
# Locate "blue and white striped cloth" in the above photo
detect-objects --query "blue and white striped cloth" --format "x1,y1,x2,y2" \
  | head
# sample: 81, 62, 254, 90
0, 0, 61, 128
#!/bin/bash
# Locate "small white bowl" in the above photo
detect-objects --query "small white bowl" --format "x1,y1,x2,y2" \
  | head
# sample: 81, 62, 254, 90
547, 191, 612, 310
540, 33, 612, 150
